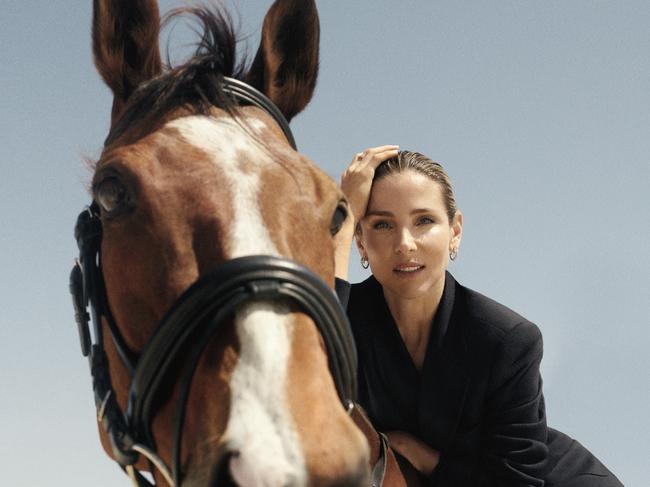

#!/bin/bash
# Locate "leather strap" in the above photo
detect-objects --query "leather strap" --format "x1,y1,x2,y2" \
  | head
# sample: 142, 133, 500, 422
371, 432, 389, 487
222, 77, 297, 149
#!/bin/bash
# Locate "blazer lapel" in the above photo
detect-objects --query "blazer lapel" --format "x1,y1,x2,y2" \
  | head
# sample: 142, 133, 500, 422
417, 274, 470, 449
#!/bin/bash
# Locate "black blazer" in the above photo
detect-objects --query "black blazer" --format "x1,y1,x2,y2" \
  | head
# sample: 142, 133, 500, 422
337, 273, 621, 487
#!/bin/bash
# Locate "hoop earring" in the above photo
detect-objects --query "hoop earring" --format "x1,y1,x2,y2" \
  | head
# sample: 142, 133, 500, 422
360, 256, 369, 269
449, 248, 458, 261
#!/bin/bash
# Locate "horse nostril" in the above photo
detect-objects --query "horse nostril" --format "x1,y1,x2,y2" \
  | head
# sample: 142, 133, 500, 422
211, 450, 239, 487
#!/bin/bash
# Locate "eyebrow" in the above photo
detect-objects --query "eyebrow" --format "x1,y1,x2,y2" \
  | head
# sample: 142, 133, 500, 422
365, 208, 434, 217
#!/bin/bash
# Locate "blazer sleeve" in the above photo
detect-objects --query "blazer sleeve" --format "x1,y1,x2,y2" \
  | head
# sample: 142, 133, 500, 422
334, 277, 351, 309
429, 322, 548, 487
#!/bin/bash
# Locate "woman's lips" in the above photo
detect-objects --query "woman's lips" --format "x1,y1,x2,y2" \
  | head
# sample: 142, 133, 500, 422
393, 263, 425, 274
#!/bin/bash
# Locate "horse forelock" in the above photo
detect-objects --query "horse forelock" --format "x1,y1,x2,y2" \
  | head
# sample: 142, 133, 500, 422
103, 4, 247, 148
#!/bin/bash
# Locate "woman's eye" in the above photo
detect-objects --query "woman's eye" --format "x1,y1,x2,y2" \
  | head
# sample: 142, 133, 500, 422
95, 177, 128, 215
417, 216, 435, 225
372, 221, 391, 230
330, 204, 348, 236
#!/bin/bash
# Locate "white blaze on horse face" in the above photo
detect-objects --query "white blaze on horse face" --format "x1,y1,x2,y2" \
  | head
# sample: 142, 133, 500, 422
168, 115, 276, 258
167, 115, 307, 486
227, 304, 304, 487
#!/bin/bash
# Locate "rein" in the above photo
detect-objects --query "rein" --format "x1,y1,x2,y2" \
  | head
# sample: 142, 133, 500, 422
70, 78, 358, 486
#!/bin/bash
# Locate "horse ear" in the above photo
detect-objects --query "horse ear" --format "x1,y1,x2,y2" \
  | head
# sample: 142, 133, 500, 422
92, 0, 163, 124
246, 0, 320, 122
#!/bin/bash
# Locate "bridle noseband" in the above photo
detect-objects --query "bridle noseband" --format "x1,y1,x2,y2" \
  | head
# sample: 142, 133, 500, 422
70, 78, 357, 486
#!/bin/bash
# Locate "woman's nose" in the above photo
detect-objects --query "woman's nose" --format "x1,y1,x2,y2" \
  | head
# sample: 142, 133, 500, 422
395, 228, 417, 254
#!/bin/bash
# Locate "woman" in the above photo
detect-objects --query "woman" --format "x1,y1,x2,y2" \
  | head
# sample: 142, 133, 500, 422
334, 146, 622, 486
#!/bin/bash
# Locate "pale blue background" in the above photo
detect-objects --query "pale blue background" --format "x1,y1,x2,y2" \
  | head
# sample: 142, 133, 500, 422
1, 1, 648, 485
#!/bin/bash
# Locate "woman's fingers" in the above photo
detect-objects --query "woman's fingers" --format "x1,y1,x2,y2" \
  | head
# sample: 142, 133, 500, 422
348, 145, 399, 170
345, 145, 400, 177
363, 145, 400, 155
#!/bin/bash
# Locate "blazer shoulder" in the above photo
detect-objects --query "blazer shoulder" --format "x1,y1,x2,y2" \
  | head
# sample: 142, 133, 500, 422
349, 276, 382, 313
347, 276, 384, 335
457, 283, 542, 350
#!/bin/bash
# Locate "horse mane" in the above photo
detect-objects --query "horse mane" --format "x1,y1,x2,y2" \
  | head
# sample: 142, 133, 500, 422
104, 6, 248, 147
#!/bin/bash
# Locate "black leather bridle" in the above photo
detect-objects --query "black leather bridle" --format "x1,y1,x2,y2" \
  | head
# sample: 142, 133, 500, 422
70, 77, 358, 486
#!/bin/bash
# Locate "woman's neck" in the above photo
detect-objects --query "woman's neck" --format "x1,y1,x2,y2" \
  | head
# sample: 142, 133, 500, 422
382, 277, 445, 371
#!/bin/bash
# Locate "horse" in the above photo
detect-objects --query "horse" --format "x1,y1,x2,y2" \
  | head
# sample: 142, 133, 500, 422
70, 1, 423, 485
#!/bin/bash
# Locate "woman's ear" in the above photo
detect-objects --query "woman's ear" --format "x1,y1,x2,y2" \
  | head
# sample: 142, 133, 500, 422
354, 229, 367, 260
450, 211, 463, 250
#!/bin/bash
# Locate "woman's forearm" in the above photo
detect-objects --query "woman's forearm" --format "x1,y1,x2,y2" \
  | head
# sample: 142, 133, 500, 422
334, 217, 355, 280
386, 430, 440, 476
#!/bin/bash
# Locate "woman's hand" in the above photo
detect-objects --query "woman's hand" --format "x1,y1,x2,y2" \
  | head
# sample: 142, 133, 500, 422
340, 145, 400, 223
385, 430, 440, 476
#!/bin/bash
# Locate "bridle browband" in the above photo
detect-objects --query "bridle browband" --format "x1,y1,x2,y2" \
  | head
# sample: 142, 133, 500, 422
70, 77, 357, 486
221, 78, 296, 150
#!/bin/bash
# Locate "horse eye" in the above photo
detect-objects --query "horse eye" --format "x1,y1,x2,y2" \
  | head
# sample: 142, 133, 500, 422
95, 176, 128, 215
330, 204, 348, 236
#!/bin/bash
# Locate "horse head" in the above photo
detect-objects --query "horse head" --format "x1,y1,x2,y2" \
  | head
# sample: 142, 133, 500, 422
73, 1, 370, 485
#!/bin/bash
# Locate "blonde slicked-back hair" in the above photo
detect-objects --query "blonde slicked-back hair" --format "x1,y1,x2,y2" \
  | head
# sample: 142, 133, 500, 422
373, 150, 458, 223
